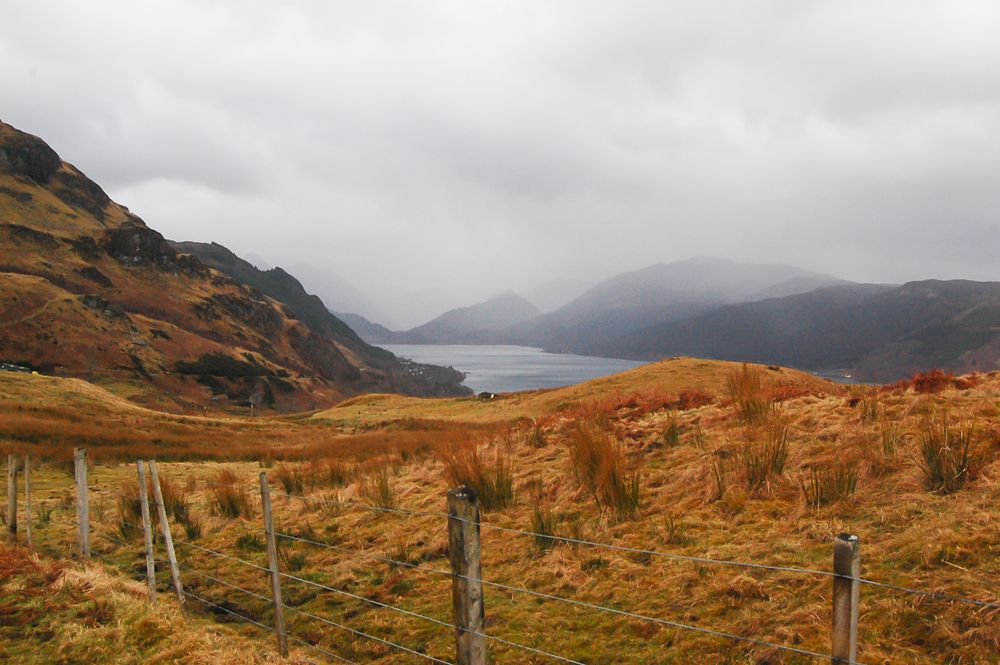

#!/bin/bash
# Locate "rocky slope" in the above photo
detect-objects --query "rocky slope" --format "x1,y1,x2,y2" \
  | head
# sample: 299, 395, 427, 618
0, 121, 467, 410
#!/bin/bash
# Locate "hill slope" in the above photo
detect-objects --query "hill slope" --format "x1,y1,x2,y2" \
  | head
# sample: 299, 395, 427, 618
504, 257, 847, 354
0, 121, 467, 410
407, 291, 542, 344
610, 280, 1000, 381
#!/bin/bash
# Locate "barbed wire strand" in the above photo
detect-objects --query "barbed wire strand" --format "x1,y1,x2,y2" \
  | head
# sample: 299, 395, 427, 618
276, 531, 849, 664
276, 490, 1000, 609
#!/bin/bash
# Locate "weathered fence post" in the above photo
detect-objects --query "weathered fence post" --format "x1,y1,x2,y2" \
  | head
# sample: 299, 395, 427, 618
6, 454, 17, 539
259, 472, 289, 657
148, 460, 184, 605
137, 461, 157, 605
447, 486, 486, 665
23, 455, 31, 548
74, 448, 90, 558
832, 533, 860, 664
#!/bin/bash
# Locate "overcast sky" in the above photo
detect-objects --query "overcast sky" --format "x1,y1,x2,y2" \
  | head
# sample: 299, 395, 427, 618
4, 1, 1000, 327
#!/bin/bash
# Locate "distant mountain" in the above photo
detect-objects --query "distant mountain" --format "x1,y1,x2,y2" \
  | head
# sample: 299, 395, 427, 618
525, 278, 594, 312
0, 120, 468, 410
504, 257, 847, 355
284, 261, 394, 326
608, 280, 1000, 382
335, 311, 427, 345
409, 291, 542, 344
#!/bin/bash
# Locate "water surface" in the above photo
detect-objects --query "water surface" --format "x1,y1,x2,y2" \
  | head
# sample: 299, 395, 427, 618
383, 344, 645, 394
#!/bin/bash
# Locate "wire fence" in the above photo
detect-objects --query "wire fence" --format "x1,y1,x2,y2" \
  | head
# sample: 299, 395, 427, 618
5, 451, 1000, 664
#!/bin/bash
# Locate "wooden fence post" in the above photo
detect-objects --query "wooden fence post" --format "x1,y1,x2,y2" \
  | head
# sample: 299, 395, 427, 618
259, 472, 289, 657
6, 454, 17, 539
832, 533, 860, 664
23, 455, 31, 548
137, 461, 157, 605
148, 460, 184, 605
447, 486, 486, 665
74, 448, 89, 558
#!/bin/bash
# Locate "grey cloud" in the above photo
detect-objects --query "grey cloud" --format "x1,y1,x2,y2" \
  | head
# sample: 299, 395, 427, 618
2, 1, 999, 327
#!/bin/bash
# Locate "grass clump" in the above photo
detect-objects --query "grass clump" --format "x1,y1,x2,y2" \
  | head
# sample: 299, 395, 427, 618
661, 411, 681, 447
209, 469, 253, 519
916, 413, 982, 493
442, 445, 515, 511
741, 422, 789, 491
274, 464, 307, 496
726, 364, 773, 425
801, 462, 859, 508
566, 422, 640, 519
361, 465, 395, 509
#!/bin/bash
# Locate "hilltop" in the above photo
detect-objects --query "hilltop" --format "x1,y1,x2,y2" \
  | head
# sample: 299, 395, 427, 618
0, 121, 468, 411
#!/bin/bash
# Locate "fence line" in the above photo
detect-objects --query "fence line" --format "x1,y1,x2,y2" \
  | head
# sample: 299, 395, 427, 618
276, 530, 850, 663
279, 489, 1000, 610
8, 452, 1000, 665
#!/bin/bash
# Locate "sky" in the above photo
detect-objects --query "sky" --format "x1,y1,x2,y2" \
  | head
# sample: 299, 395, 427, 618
3, 1, 1000, 328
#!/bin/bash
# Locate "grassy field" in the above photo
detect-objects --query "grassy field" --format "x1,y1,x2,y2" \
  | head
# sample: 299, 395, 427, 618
2, 359, 999, 663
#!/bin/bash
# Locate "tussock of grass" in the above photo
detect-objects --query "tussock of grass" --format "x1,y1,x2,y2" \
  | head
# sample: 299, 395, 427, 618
740, 421, 789, 491
566, 421, 640, 519
441, 444, 515, 511
916, 413, 983, 493
801, 461, 859, 508
726, 363, 774, 424
208, 470, 253, 518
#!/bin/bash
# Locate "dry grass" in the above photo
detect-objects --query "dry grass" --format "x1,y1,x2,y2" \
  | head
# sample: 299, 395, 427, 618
916, 412, 984, 493
801, 461, 860, 508
208, 469, 254, 518
5, 362, 1000, 663
726, 363, 774, 424
441, 443, 515, 512
566, 421, 641, 519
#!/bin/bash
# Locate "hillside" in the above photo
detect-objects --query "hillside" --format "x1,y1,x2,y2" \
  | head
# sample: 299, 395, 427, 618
0, 121, 467, 410
503, 257, 847, 354
407, 291, 542, 344
606, 280, 1000, 381
335, 311, 428, 345
2, 359, 998, 663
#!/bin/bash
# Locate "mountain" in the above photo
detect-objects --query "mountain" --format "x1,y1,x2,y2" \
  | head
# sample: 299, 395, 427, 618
0, 121, 468, 410
609, 280, 1000, 381
333, 311, 427, 345
504, 257, 847, 355
283, 261, 395, 327
408, 291, 543, 344
525, 278, 594, 312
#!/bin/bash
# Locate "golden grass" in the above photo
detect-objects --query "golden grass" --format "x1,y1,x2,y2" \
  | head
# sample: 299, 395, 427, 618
3, 362, 1000, 663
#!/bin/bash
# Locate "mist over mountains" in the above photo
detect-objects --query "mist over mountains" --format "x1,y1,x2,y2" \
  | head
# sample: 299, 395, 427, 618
342, 257, 1000, 382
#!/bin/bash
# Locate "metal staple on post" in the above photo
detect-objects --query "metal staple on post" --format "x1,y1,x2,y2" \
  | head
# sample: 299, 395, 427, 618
259, 472, 289, 657
74, 448, 89, 558
6, 454, 17, 539
832, 533, 860, 664
137, 461, 157, 604
148, 459, 184, 605
447, 486, 486, 665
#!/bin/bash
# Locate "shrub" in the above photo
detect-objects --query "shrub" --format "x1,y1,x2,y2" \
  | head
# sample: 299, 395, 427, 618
677, 389, 714, 410
209, 470, 253, 518
741, 422, 789, 491
726, 364, 773, 424
442, 445, 514, 511
911, 369, 957, 394
801, 462, 859, 508
917, 413, 982, 493
566, 422, 640, 519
